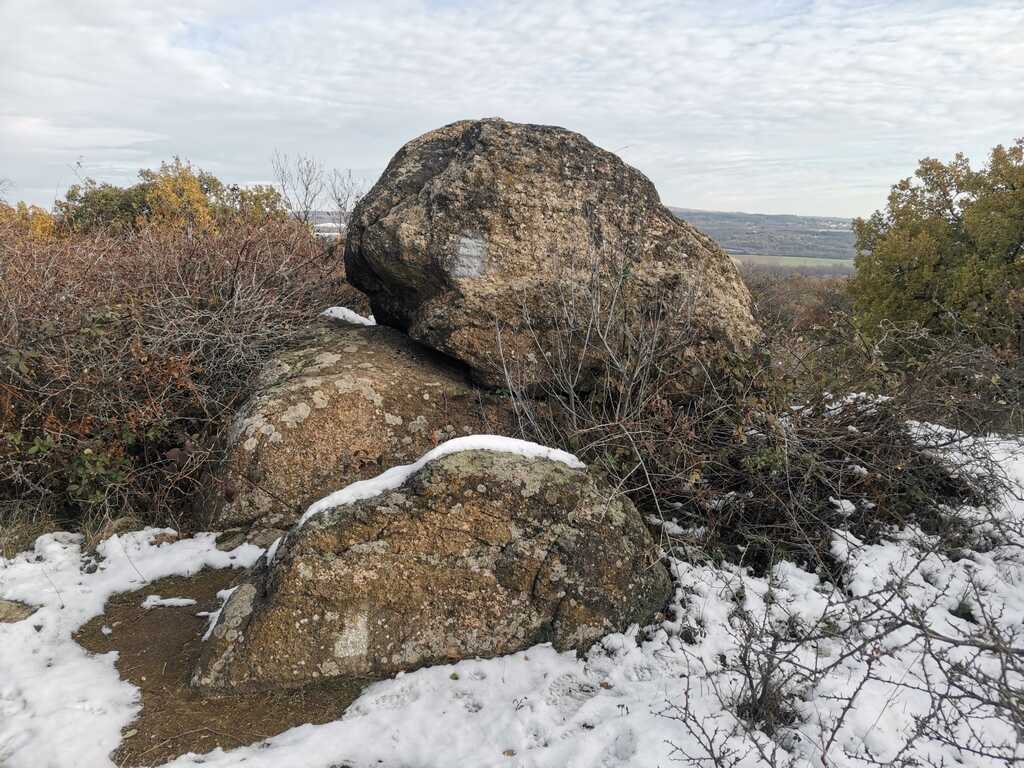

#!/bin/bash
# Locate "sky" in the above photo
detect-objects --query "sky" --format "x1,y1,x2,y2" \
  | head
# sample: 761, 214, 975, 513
0, 0, 1021, 218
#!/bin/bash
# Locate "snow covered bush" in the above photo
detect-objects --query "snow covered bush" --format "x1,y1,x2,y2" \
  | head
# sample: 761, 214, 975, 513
658, 514, 1024, 767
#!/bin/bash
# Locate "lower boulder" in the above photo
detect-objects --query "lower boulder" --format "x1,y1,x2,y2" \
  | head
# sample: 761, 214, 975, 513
192, 443, 672, 693
207, 317, 512, 535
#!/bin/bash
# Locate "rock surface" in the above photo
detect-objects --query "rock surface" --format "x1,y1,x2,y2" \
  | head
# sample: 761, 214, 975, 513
344, 117, 759, 386
208, 318, 512, 532
193, 449, 672, 693
0, 598, 36, 623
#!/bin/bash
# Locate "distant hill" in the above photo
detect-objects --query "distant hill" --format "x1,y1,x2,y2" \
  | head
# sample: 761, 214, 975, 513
670, 207, 855, 262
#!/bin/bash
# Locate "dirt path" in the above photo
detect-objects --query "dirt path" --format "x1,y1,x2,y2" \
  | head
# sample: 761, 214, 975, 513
75, 568, 366, 767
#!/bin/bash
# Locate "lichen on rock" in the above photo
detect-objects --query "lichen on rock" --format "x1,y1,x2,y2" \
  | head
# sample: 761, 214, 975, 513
192, 449, 672, 694
205, 318, 512, 533
344, 117, 760, 387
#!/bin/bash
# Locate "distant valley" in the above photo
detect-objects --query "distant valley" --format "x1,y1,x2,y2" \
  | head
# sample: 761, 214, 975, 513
316, 206, 857, 272
670, 207, 856, 271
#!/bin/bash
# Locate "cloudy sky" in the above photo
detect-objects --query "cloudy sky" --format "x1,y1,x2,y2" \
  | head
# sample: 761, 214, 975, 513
1, 0, 1021, 217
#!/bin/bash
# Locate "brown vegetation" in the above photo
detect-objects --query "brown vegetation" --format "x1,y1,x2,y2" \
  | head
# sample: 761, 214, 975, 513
505, 259, 1024, 766
506, 259, 1020, 572
744, 267, 1024, 433
0, 202, 366, 538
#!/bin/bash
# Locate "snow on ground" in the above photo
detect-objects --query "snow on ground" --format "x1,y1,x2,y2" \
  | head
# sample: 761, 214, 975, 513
1, 441, 1022, 768
0, 533, 262, 767
322, 306, 376, 326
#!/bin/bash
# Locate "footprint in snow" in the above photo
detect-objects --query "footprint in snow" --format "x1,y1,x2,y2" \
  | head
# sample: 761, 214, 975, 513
348, 683, 420, 714
453, 689, 483, 713
602, 726, 638, 765
544, 672, 599, 720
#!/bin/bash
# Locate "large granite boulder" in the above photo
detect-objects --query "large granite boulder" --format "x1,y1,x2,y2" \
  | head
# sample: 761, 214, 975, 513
344, 118, 759, 387
207, 318, 512, 535
193, 443, 672, 693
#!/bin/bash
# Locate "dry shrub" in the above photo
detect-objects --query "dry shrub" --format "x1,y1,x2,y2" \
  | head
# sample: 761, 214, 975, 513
788, 317, 1024, 435
504, 261, 1024, 764
505, 258, 1019, 572
661, 549, 1024, 767
0, 214, 364, 535
745, 269, 1024, 434
740, 267, 851, 335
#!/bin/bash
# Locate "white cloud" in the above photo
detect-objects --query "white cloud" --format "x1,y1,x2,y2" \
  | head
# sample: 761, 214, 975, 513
1, 0, 1021, 215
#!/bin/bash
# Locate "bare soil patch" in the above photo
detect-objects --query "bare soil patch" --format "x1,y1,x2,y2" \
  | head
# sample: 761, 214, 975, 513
75, 568, 366, 767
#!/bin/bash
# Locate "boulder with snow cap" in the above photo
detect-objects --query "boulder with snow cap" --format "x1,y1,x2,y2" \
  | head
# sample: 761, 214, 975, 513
206, 317, 512, 535
192, 439, 672, 693
344, 117, 760, 387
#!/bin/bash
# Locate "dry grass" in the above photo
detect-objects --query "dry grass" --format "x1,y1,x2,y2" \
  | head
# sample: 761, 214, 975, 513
0, 502, 59, 558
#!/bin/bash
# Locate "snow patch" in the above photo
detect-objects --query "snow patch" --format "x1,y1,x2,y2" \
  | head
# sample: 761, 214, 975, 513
299, 434, 585, 527
0, 530, 262, 768
141, 595, 197, 609
322, 306, 376, 326
200, 587, 239, 642
264, 536, 282, 565
2, 439, 1022, 768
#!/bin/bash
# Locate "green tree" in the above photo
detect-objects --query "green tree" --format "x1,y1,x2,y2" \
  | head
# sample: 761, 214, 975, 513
55, 159, 287, 233
850, 139, 1024, 352
56, 178, 148, 232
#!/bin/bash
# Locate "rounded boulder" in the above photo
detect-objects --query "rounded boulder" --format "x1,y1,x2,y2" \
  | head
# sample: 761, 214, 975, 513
344, 118, 759, 386
193, 446, 672, 693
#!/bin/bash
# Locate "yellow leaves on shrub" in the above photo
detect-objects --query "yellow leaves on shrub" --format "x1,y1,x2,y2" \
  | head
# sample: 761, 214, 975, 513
140, 158, 217, 233
49, 158, 289, 235
0, 202, 56, 239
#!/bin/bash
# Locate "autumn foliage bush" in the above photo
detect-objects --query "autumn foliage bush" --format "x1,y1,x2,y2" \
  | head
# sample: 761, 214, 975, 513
0, 171, 358, 543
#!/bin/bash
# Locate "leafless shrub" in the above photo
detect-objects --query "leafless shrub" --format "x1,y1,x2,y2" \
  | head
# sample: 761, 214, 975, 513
271, 151, 325, 226
328, 168, 362, 230
503, 255, 1015, 571
505, 253, 1024, 765
741, 268, 851, 336
745, 270, 1024, 434
880, 566, 1024, 766
660, 530, 1023, 766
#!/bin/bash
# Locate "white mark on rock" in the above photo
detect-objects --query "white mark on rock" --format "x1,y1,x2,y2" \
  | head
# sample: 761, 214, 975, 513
334, 613, 370, 659
452, 233, 487, 278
